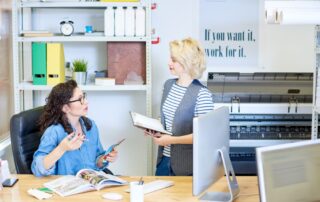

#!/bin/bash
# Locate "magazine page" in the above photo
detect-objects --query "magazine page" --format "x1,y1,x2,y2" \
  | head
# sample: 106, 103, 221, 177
43, 175, 93, 197
96, 172, 128, 190
76, 169, 127, 190
77, 169, 106, 187
130, 111, 172, 135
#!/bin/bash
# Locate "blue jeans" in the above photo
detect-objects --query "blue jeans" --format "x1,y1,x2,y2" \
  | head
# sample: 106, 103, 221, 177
155, 156, 175, 176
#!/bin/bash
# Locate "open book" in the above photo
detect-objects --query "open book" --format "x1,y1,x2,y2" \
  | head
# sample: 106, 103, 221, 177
43, 169, 127, 197
130, 111, 172, 135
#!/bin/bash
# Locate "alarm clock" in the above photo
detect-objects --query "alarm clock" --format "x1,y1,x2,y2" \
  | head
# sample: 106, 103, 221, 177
60, 21, 74, 36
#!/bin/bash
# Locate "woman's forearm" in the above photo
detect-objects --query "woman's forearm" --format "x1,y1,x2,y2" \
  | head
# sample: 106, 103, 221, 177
43, 145, 66, 170
172, 134, 193, 144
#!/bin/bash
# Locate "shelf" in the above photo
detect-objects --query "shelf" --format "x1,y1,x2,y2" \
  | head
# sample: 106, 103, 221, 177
19, 1, 147, 8
18, 82, 148, 91
17, 36, 149, 42
230, 139, 305, 147
315, 107, 320, 113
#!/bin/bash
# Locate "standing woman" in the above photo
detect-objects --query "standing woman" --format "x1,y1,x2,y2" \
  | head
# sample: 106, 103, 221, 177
146, 38, 214, 176
31, 80, 117, 177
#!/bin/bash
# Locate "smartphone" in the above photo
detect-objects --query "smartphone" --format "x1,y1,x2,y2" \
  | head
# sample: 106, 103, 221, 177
2, 178, 18, 187
104, 138, 126, 156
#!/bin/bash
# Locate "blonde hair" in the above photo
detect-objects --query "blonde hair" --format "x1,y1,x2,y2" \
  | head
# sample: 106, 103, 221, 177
170, 38, 206, 79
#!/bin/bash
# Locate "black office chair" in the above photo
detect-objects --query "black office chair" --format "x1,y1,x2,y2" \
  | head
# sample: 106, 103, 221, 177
10, 106, 115, 175
10, 107, 43, 174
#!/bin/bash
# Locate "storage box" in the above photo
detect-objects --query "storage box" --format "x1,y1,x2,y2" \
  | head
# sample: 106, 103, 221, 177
107, 42, 146, 85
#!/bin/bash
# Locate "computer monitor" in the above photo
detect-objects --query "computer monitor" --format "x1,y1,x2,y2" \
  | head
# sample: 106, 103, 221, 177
193, 106, 239, 201
256, 139, 320, 202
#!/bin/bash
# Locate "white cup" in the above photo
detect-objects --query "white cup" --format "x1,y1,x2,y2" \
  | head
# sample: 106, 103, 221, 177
130, 181, 144, 202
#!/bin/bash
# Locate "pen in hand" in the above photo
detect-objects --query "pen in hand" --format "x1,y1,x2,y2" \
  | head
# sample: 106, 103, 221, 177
138, 177, 144, 185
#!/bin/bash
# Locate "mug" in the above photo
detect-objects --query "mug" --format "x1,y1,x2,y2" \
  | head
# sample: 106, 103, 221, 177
130, 181, 144, 202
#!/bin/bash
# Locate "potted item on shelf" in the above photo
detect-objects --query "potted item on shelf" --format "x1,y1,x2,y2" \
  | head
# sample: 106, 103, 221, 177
72, 59, 87, 85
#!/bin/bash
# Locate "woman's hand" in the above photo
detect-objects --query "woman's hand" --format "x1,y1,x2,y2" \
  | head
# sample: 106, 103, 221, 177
97, 149, 118, 168
144, 129, 162, 137
43, 132, 86, 170
59, 132, 85, 152
153, 135, 174, 146
103, 149, 118, 163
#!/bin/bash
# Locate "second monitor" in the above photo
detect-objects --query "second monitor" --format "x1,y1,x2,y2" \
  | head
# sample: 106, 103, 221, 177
193, 106, 239, 201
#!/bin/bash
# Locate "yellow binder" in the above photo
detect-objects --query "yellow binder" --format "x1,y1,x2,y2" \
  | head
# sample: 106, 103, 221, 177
47, 43, 65, 86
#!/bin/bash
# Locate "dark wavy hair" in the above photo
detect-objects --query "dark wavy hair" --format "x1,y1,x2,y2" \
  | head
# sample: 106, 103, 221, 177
39, 80, 92, 134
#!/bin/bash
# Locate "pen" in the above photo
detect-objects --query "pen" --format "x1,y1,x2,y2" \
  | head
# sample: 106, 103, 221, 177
138, 177, 144, 185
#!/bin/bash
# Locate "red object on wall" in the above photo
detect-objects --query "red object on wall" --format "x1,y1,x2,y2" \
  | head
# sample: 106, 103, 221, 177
151, 3, 157, 10
151, 37, 160, 44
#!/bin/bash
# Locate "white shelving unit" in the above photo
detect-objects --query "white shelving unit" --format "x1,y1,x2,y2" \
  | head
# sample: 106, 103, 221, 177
18, 82, 148, 91
312, 25, 320, 139
17, 36, 148, 42
18, 1, 147, 8
12, 0, 153, 175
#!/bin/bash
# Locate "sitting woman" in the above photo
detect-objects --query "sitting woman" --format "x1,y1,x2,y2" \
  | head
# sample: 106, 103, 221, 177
31, 80, 117, 177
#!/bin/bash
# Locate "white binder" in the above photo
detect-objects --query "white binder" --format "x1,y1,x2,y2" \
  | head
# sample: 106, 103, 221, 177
125, 7, 135, 37
135, 7, 146, 37
115, 7, 125, 36
104, 7, 115, 36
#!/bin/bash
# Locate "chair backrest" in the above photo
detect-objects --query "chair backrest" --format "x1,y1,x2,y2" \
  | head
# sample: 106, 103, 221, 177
10, 107, 43, 174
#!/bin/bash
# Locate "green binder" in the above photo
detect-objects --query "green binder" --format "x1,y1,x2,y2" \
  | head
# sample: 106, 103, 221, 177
32, 42, 47, 85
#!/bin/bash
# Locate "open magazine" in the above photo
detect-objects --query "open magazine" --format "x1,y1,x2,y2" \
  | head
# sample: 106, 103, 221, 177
43, 169, 127, 197
130, 111, 172, 135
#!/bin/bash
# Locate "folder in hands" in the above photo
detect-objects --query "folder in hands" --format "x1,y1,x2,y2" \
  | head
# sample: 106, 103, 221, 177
130, 111, 172, 135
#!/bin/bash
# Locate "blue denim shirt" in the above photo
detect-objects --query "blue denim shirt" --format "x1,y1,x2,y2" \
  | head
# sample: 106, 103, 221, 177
31, 118, 107, 177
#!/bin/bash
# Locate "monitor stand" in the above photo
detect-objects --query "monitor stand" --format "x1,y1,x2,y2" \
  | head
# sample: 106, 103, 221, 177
199, 147, 240, 202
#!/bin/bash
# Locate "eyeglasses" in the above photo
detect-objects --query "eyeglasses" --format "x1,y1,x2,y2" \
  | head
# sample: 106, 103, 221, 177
68, 93, 87, 105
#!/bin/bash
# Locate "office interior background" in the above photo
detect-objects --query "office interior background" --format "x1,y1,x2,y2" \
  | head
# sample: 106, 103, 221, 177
0, 0, 316, 176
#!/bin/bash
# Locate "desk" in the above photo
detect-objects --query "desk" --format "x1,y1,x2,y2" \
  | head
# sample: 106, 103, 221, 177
1, 175, 259, 202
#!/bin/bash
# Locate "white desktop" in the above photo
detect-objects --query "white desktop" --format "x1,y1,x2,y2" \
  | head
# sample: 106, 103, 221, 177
193, 106, 239, 202
256, 139, 320, 202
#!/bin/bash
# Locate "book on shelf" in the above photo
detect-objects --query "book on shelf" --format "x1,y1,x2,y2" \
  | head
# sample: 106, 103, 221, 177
43, 169, 127, 197
21, 30, 54, 37
130, 111, 171, 135
95, 78, 116, 86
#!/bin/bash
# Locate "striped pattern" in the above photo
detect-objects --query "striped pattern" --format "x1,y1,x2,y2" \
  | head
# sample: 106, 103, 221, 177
162, 83, 214, 157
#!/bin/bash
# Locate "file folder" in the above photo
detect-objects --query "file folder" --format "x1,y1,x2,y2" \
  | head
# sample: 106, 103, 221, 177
47, 43, 65, 85
32, 42, 47, 85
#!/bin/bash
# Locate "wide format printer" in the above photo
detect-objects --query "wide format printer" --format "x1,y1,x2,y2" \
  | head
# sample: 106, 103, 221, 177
206, 72, 314, 175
